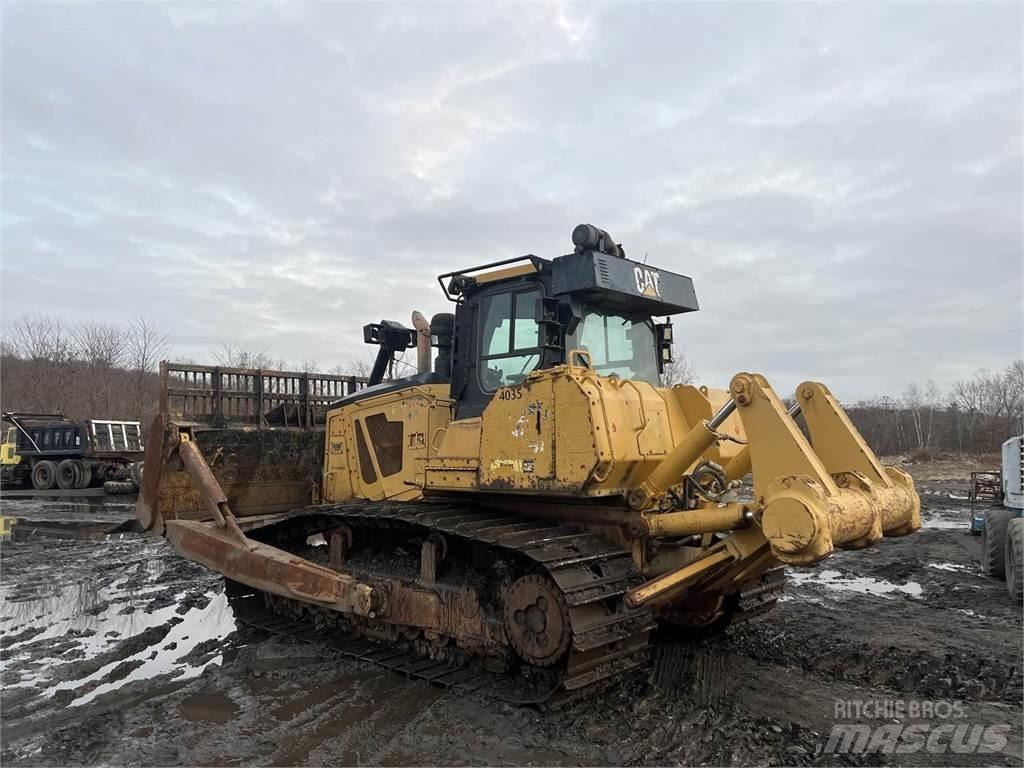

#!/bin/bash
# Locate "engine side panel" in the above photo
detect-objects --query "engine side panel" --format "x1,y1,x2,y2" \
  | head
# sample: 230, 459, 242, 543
426, 365, 746, 498
323, 384, 453, 503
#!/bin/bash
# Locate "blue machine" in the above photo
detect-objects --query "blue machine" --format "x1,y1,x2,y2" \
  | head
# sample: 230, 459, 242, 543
969, 436, 1023, 533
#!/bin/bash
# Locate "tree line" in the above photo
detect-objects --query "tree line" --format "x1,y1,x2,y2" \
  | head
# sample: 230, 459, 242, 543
1, 313, 1020, 456
1, 315, 169, 425
845, 361, 1023, 457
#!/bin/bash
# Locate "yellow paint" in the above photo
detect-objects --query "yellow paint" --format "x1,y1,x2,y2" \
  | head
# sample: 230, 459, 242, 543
321, 361, 919, 604
1, 427, 20, 466
472, 263, 539, 284
322, 384, 453, 503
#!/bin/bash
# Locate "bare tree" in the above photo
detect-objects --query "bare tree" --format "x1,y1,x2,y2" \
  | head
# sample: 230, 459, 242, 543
126, 317, 170, 373
74, 320, 128, 368
1, 313, 166, 422
334, 354, 377, 381
1007, 359, 1024, 435
903, 382, 925, 450
923, 380, 940, 449
8, 314, 75, 362
213, 342, 284, 370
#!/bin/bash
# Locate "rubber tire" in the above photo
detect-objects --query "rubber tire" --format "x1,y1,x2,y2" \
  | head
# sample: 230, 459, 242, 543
56, 459, 81, 490
1005, 518, 1023, 603
981, 509, 1012, 578
31, 460, 57, 490
76, 465, 93, 489
103, 480, 136, 495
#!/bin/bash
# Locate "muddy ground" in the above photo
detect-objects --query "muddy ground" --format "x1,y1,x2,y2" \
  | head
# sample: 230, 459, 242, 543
1, 475, 1021, 767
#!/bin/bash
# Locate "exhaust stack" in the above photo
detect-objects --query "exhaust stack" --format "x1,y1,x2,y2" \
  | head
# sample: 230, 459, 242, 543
412, 311, 431, 375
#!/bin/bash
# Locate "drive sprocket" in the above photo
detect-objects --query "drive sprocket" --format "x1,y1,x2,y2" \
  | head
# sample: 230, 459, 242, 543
503, 574, 572, 667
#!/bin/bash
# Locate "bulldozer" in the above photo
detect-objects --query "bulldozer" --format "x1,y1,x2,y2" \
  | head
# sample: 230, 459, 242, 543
136, 224, 921, 700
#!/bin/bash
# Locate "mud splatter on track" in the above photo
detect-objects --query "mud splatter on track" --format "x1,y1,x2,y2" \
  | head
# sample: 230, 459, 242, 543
1, 482, 1020, 766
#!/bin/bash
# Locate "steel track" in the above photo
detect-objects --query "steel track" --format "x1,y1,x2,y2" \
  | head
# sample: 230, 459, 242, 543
227, 500, 784, 703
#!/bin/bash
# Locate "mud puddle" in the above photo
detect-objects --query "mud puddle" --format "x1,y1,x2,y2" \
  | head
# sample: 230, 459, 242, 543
179, 692, 239, 724
1, 494, 136, 521
4, 516, 140, 541
787, 568, 924, 598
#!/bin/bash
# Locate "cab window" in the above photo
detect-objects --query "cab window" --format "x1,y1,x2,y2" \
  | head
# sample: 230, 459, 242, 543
566, 308, 660, 385
478, 288, 541, 392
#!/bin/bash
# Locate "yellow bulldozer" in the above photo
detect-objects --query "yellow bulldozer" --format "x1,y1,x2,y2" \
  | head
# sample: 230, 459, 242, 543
137, 224, 920, 700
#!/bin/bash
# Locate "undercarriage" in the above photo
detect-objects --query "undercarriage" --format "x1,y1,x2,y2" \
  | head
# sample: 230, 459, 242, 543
218, 500, 784, 701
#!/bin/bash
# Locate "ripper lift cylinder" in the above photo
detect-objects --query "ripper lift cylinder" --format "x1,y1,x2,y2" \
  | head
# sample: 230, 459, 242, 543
627, 399, 736, 510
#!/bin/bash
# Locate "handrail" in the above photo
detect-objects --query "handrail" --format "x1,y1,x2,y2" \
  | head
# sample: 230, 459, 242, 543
436, 254, 551, 302
159, 361, 369, 429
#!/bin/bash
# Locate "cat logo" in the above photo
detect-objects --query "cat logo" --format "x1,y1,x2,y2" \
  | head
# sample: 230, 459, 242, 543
633, 266, 662, 298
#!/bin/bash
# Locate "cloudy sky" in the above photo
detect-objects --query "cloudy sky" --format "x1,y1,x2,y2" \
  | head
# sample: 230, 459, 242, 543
2, 2, 1021, 401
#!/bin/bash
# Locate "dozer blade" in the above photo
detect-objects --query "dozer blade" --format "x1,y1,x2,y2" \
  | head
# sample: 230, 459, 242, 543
136, 413, 323, 533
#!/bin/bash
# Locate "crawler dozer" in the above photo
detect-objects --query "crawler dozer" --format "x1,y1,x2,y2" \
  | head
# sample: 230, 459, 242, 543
137, 224, 920, 699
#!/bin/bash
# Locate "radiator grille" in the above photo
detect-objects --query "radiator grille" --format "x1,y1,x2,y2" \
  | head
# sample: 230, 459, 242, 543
365, 413, 404, 477
354, 419, 378, 484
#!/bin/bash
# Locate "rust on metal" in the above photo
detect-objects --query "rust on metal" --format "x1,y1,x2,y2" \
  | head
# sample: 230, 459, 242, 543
418, 534, 445, 587
136, 413, 167, 533
178, 436, 229, 523
329, 526, 352, 570
164, 518, 377, 614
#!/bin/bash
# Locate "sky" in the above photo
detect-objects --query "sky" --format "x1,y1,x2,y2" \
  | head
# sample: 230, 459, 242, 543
1, 2, 1021, 402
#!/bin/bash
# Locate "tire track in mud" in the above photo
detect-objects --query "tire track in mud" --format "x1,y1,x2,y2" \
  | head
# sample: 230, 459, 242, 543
258, 668, 441, 766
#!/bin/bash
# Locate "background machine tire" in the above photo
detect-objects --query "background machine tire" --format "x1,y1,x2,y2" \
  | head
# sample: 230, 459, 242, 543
129, 461, 144, 487
104, 480, 136, 495
56, 459, 81, 490
1005, 518, 1023, 603
980, 509, 1012, 577
31, 460, 57, 491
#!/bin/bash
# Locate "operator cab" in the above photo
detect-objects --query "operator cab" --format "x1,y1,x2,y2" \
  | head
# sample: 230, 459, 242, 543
343, 225, 699, 417
476, 295, 661, 389
443, 224, 699, 418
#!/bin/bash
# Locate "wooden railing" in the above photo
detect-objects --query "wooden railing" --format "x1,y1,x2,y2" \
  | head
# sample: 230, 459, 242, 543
159, 361, 368, 428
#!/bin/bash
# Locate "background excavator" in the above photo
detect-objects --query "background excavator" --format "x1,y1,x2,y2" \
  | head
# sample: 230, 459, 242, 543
136, 224, 921, 700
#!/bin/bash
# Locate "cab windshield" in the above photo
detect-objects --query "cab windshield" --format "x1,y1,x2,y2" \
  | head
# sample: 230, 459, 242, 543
566, 308, 660, 385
